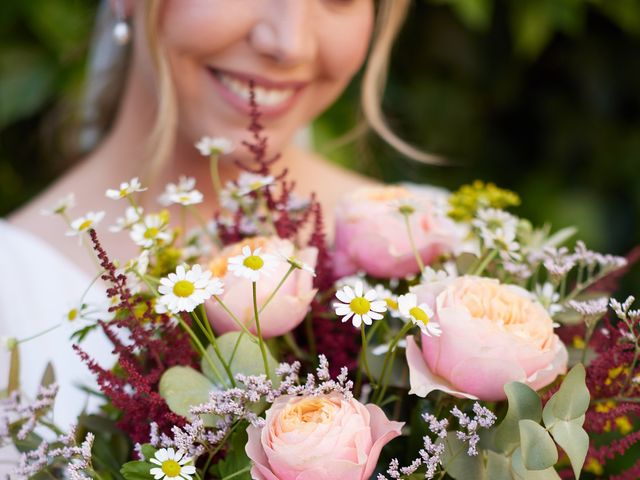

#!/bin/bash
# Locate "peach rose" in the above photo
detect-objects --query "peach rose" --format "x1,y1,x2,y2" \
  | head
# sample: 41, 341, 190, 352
406, 276, 568, 401
205, 236, 317, 338
246, 394, 403, 480
333, 185, 463, 279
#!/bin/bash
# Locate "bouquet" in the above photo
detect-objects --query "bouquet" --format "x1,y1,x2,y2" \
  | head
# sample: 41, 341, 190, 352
3, 99, 640, 480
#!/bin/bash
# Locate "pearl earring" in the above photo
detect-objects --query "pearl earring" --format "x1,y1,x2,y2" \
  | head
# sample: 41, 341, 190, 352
112, 1, 130, 45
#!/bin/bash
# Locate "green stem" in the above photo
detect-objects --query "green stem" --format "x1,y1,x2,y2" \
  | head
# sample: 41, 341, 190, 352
213, 295, 258, 342
470, 249, 498, 276
360, 325, 375, 387
283, 332, 308, 360
374, 322, 413, 404
253, 282, 272, 381
222, 466, 252, 480
402, 212, 425, 273
192, 308, 236, 387
19, 323, 62, 344
259, 265, 295, 314
175, 314, 227, 386
209, 153, 223, 196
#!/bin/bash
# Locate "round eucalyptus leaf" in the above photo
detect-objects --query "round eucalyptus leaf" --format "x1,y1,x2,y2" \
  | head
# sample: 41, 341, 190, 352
518, 420, 558, 471
552, 364, 589, 421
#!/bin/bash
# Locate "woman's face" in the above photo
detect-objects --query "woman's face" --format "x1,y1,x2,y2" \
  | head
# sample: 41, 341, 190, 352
135, 0, 374, 159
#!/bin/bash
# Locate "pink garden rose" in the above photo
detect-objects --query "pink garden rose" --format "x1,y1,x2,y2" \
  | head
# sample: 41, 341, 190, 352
205, 236, 317, 338
246, 394, 403, 480
406, 276, 568, 401
333, 185, 463, 279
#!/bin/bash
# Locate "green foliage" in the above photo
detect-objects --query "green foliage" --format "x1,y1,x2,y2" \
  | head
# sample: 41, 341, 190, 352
518, 420, 558, 471
210, 425, 252, 480
201, 332, 279, 385
548, 363, 589, 421
494, 382, 542, 452
441, 431, 485, 479
158, 366, 218, 427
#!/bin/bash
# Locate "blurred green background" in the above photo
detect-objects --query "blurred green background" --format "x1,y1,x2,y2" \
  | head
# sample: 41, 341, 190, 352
1, 0, 639, 284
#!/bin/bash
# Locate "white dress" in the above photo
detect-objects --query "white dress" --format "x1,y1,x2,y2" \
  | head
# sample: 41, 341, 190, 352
0, 220, 113, 472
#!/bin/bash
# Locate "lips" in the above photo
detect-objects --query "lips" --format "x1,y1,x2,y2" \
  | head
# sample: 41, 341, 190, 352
207, 67, 308, 118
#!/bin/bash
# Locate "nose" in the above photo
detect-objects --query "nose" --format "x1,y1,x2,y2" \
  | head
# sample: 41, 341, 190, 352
250, 0, 317, 67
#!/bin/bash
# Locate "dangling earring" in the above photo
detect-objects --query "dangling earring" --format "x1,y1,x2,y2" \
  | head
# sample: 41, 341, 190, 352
112, 0, 130, 45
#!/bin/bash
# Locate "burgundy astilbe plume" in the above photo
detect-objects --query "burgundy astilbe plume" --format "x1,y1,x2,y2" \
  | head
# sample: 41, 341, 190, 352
75, 230, 197, 443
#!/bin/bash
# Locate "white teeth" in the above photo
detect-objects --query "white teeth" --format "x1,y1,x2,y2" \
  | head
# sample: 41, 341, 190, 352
217, 72, 294, 106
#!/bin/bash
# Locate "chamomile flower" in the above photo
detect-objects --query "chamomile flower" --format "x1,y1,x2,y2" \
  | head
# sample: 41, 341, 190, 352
158, 177, 202, 206
125, 250, 150, 276
66, 211, 105, 241
472, 208, 519, 236
398, 293, 441, 337
149, 448, 196, 480
236, 172, 275, 196
227, 246, 278, 282
130, 214, 172, 248
195, 136, 234, 156
334, 281, 387, 328
281, 253, 316, 276
535, 282, 562, 316
168, 190, 204, 206
373, 284, 401, 318
41, 193, 75, 216
157, 264, 224, 314
109, 206, 143, 232
105, 177, 146, 200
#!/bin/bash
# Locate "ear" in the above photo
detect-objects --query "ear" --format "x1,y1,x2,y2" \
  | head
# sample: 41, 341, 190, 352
108, 0, 134, 17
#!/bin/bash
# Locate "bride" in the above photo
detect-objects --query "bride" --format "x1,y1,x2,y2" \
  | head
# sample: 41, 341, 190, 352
0, 0, 435, 433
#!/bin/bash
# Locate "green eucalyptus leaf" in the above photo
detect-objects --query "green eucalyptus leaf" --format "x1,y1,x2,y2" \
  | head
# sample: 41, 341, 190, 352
485, 450, 513, 480
201, 332, 279, 386
549, 418, 588, 479
159, 366, 218, 426
552, 364, 589, 421
494, 382, 542, 452
518, 420, 558, 471
121, 460, 154, 480
440, 431, 485, 479
511, 448, 561, 480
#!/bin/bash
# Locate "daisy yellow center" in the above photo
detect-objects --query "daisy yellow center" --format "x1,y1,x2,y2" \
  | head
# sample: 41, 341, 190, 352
243, 255, 264, 271
161, 460, 181, 477
173, 280, 195, 298
410, 306, 430, 325
119, 188, 128, 197
350, 297, 371, 315
78, 220, 92, 231
67, 308, 78, 321
144, 227, 159, 239
385, 298, 398, 310
249, 181, 263, 190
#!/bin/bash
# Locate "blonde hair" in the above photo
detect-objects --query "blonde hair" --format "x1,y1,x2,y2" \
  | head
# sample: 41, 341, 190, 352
106, 0, 440, 176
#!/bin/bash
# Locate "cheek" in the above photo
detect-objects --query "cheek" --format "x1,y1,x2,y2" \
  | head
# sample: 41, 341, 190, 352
317, 2, 375, 82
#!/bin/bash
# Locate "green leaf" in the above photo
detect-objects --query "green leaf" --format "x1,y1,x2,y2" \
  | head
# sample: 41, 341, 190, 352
40, 362, 55, 387
552, 364, 589, 421
511, 448, 561, 479
201, 332, 279, 386
494, 382, 542, 452
440, 431, 485, 479
159, 366, 218, 426
518, 420, 558, 471
121, 461, 154, 480
213, 425, 252, 480
549, 418, 588, 479
365, 347, 409, 389
485, 450, 513, 480
140, 444, 158, 461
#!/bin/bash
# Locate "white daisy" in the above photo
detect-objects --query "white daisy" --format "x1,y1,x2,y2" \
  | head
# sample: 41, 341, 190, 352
398, 293, 441, 337
130, 214, 173, 248
158, 176, 201, 206
236, 172, 275, 196
109, 206, 143, 232
41, 193, 75, 216
125, 250, 150, 276
227, 246, 279, 282
373, 284, 401, 318
195, 136, 234, 156
281, 253, 316, 277
66, 211, 105, 240
334, 281, 387, 328
168, 190, 204, 206
157, 264, 224, 314
219, 183, 243, 212
149, 448, 196, 480
105, 177, 146, 200
473, 208, 519, 236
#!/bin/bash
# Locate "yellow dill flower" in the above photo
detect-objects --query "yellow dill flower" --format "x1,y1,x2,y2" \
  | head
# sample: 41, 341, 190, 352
448, 180, 520, 221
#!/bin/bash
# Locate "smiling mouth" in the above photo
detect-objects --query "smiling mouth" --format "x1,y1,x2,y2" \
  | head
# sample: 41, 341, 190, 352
207, 68, 305, 115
